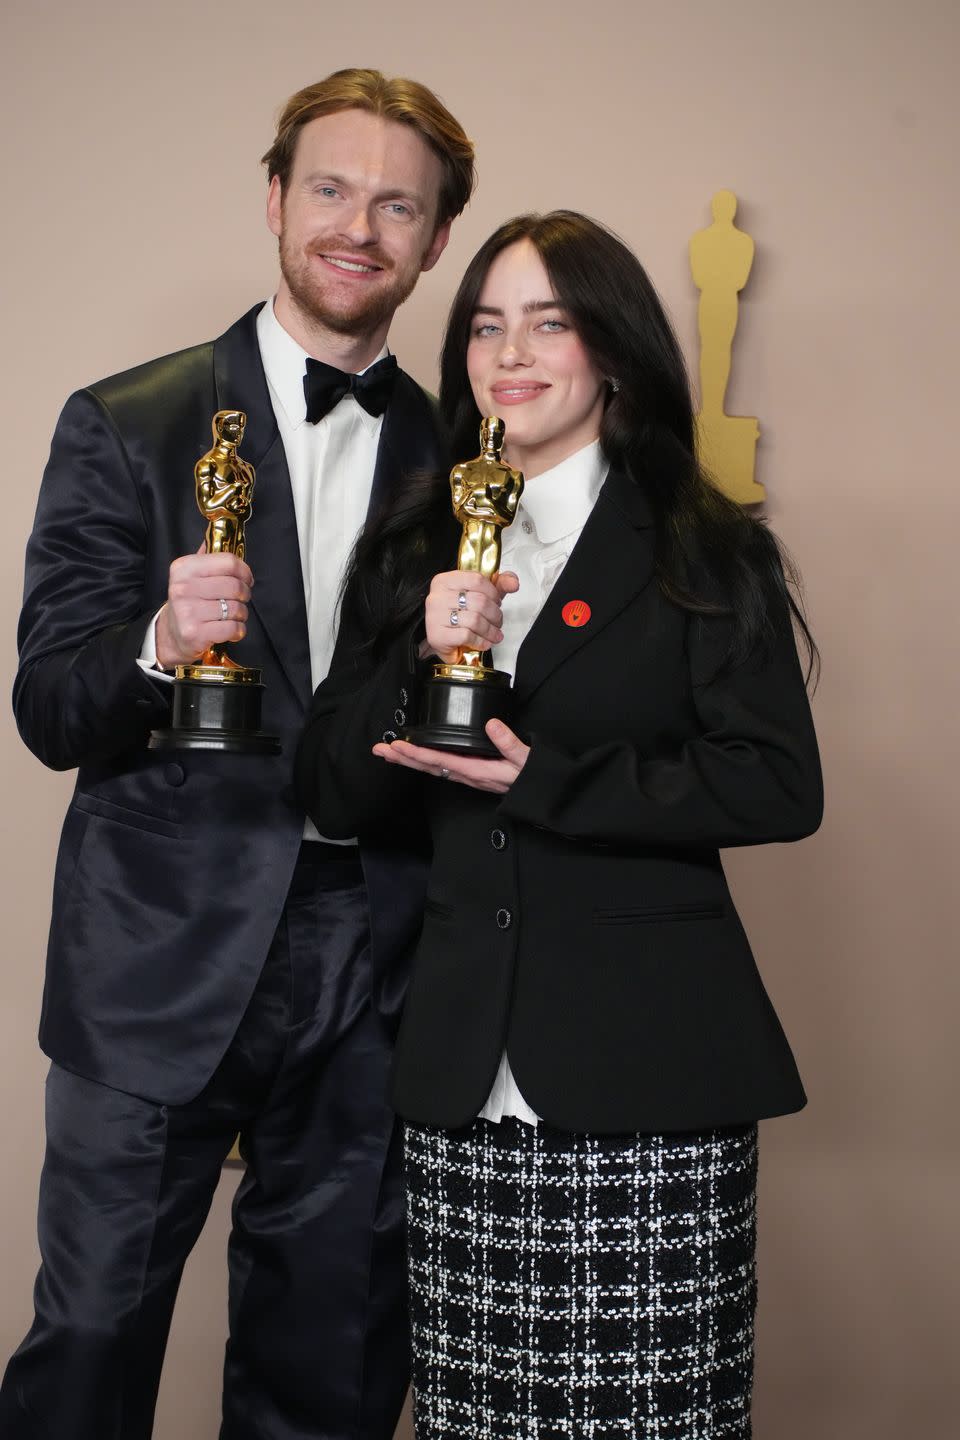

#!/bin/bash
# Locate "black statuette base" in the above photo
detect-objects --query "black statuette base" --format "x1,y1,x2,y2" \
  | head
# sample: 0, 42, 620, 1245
401, 670, 512, 759
149, 677, 281, 755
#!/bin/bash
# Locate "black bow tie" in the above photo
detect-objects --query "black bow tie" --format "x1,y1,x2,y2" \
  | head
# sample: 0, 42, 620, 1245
303, 354, 398, 423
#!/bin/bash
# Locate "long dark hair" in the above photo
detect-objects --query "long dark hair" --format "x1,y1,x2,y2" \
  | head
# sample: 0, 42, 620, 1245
350, 210, 817, 679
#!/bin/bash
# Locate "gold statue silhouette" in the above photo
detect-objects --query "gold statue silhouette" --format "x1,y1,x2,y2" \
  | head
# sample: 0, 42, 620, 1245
689, 190, 764, 504
448, 416, 523, 669
192, 409, 256, 671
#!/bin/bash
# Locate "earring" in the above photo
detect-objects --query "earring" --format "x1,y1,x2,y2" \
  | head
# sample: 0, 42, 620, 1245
606, 376, 621, 393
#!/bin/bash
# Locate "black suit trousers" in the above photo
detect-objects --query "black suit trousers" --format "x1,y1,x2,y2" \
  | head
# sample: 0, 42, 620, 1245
0, 845, 408, 1440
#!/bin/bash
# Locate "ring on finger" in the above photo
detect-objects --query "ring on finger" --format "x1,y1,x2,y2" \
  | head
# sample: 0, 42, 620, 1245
449, 609, 460, 627
457, 590, 468, 609
218, 597, 229, 621
440, 767, 450, 780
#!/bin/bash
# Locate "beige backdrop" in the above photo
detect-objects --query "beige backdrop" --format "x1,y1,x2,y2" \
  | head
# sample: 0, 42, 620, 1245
2, 3, 957, 1437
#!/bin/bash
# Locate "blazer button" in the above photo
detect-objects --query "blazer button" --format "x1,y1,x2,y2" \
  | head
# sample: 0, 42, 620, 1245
394, 708, 406, 726
399, 687, 409, 707
490, 829, 508, 851
496, 907, 512, 930
163, 762, 185, 787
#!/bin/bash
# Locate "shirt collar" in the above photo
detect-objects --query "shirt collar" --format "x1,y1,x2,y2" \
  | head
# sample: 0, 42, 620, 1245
255, 297, 389, 433
517, 440, 609, 544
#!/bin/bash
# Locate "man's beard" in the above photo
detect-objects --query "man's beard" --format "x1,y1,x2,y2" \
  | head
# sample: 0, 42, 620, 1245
278, 232, 421, 338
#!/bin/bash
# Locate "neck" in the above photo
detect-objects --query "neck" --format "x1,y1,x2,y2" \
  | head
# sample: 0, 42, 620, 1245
506, 434, 599, 481
273, 285, 390, 372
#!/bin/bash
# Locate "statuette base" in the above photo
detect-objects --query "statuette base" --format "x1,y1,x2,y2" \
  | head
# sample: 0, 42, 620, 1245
149, 670, 280, 754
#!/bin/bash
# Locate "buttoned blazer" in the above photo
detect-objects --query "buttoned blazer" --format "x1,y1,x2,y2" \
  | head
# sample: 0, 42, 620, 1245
14, 304, 443, 1105
296, 439, 823, 1134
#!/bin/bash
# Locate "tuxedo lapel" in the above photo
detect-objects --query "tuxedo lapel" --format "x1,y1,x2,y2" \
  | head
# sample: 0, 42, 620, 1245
512, 467, 656, 707
367, 371, 444, 522
213, 306, 312, 710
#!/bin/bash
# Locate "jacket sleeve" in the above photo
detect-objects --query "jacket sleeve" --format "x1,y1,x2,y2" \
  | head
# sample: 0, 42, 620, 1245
13, 390, 171, 771
500, 581, 823, 850
295, 621, 429, 841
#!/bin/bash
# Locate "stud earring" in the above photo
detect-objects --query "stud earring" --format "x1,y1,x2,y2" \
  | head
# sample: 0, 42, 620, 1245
606, 376, 621, 393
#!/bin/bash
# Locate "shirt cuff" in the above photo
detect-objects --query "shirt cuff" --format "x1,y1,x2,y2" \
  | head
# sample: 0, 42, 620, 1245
136, 609, 174, 683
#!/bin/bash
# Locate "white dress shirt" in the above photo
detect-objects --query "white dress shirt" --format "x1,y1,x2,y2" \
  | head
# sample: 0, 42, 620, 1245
478, 439, 609, 1126
140, 297, 387, 843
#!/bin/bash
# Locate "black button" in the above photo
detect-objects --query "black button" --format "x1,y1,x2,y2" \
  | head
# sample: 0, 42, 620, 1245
164, 762, 185, 787
490, 829, 508, 851
394, 708, 406, 726
496, 908, 512, 930
399, 686, 409, 707
382, 729, 397, 742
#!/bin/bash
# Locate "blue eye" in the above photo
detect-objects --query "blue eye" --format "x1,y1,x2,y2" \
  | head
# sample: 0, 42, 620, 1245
539, 319, 567, 332
472, 323, 501, 338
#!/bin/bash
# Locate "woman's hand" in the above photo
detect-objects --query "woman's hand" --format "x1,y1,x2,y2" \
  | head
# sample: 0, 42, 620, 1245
372, 719, 530, 795
424, 570, 519, 662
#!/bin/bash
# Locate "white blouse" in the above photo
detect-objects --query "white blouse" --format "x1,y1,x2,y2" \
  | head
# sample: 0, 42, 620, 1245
478, 439, 609, 1125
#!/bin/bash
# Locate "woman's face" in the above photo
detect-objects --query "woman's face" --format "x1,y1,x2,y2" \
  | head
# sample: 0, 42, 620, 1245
465, 239, 606, 479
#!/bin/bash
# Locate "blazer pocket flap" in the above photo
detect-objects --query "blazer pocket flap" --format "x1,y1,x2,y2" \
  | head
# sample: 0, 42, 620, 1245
593, 901, 725, 925
74, 793, 181, 839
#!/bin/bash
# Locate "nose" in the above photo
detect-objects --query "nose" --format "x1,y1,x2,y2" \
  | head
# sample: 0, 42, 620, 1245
340, 203, 377, 247
498, 329, 534, 368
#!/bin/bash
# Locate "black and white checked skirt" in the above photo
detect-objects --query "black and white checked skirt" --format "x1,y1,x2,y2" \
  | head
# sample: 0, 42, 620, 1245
405, 1118, 758, 1439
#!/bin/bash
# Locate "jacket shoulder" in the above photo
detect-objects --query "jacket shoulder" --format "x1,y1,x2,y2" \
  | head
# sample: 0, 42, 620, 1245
82, 305, 263, 435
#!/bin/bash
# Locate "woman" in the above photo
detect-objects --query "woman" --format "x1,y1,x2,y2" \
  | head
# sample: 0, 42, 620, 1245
295, 211, 822, 1439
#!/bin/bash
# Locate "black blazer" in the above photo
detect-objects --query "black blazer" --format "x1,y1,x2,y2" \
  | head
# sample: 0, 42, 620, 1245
296, 445, 823, 1134
14, 304, 443, 1105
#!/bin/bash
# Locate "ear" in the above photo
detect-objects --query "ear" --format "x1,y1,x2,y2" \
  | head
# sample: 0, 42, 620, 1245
266, 176, 283, 238
421, 218, 452, 273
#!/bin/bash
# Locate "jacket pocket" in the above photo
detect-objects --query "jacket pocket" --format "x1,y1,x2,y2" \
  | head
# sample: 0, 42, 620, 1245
74, 793, 181, 839
593, 901, 725, 925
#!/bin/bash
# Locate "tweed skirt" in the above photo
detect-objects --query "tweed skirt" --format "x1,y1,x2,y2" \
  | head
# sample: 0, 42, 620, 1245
404, 1117, 758, 1440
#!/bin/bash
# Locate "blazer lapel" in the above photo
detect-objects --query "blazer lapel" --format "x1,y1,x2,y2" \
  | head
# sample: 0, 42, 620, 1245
213, 306, 312, 710
512, 466, 656, 707
367, 371, 445, 522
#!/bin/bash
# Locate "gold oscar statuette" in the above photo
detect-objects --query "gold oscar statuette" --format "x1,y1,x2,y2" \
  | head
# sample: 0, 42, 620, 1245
149, 409, 280, 754
402, 416, 524, 757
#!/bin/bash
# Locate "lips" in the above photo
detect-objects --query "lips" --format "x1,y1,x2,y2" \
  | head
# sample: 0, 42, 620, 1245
316, 253, 384, 276
489, 382, 549, 405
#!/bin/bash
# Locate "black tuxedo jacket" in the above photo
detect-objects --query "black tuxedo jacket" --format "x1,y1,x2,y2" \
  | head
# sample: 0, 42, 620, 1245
296, 444, 823, 1134
14, 304, 443, 1105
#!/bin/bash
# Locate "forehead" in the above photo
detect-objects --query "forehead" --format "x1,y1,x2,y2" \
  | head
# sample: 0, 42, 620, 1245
290, 108, 443, 197
478, 240, 555, 304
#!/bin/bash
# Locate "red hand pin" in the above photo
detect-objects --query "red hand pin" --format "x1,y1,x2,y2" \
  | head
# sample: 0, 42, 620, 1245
561, 599, 591, 628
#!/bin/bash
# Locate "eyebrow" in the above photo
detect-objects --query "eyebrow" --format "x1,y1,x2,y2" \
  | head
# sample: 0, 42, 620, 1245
473, 300, 564, 316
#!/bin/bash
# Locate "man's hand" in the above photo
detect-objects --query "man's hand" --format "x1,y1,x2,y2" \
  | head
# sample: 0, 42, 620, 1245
155, 548, 253, 670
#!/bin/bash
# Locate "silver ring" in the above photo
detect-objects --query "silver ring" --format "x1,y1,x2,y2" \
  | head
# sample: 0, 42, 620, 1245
457, 590, 468, 609
218, 598, 229, 621
440, 767, 450, 780
449, 610, 460, 627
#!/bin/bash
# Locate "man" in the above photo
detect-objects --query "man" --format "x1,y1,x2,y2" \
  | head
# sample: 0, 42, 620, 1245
1, 68, 474, 1440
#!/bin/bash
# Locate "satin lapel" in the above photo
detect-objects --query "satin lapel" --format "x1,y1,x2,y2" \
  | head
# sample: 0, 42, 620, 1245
512, 467, 656, 707
367, 372, 444, 522
213, 306, 312, 711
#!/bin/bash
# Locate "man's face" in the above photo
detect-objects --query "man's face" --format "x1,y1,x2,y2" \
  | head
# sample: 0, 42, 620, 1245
267, 109, 451, 339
